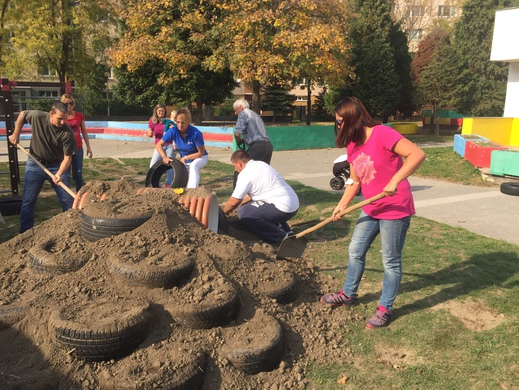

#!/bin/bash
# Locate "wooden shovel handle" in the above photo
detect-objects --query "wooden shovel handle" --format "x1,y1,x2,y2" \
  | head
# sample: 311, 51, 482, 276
17, 144, 77, 199
295, 192, 386, 239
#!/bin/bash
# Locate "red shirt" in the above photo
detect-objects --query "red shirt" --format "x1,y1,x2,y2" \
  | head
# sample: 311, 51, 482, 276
66, 111, 85, 149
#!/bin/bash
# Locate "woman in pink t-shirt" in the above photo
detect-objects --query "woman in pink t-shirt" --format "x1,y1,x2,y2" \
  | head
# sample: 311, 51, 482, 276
147, 104, 175, 187
61, 94, 93, 191
320, 97, 426, 329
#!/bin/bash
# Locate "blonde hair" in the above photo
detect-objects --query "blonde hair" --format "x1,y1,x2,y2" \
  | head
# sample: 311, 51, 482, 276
175, 108, 192, 124
60, 93, 75, 106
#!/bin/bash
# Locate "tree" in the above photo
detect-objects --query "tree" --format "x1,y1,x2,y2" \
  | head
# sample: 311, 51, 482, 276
411, 28, 450, 84
110, 0, 236, 124
260, 83, 296, 122
207, 0, 352, 114
312, 87, 334, 122
446, 0, 511, 116
418, 34, 458, 135
345, 0, 404, 121
1, 0, 115, 88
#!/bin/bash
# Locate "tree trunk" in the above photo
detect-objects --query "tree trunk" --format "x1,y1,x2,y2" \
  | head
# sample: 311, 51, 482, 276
194, 97, 203, 125
251, 80, 261, 114
435, 104, 441, 137
306, 78, 312, 125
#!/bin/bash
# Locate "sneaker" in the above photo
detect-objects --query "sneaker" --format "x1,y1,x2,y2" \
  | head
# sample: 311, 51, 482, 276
366, 306, 393, 329
320, 291, 356, 307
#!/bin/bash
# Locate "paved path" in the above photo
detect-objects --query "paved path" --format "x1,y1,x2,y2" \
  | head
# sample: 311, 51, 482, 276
6, 139, 519, 246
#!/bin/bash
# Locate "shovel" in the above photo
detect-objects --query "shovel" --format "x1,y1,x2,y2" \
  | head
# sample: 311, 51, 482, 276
17, 144, 77, 199
276, 192, 386, 259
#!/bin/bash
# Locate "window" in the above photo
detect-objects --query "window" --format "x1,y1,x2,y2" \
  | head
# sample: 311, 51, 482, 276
409, 29, 424, 41
39, 90, 59, 98
409, 6, 423, 17
438, 5, 457, 17
295, 96, 307, 101
40, 66, 58, 77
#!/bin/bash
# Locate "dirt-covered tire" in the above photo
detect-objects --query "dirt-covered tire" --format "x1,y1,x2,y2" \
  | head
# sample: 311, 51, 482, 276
224, 314, 284, 375
27, 241, 91, 275
500, 182, 519, 196
80, 211, 152, 242
107, 256, 195, 289
156, 352, 206, 389
0, 305, 26, 331
48, 304, 152, 362
167, 290, 240, 330
260, 272, 298, 304
145, 159, 188, 188
0, 196, 22, 216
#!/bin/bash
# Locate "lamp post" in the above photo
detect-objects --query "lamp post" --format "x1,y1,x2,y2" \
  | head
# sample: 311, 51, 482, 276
105, 72, 110, 117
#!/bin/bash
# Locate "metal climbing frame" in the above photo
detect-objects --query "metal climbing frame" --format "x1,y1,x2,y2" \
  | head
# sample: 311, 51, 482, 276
1, 79, 72, 197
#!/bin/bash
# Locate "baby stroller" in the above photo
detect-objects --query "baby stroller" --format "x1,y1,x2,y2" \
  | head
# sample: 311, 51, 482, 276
330, 154, 353, 190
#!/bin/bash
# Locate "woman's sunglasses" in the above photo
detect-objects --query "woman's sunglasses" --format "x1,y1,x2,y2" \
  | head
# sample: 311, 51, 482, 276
336, 119, 343, 125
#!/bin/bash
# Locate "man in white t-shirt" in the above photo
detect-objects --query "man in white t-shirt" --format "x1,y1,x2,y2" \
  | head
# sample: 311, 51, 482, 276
223, 150, 299, 244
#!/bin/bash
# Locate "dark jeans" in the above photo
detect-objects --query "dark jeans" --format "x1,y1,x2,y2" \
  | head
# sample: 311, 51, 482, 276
233, 140, 273, 188
20, 158, 73, 232
237, 200, 297, 244
70, 148, 84, 191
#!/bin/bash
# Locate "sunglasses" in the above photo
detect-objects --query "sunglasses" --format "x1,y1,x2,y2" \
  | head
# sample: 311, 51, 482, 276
336, 119, 343, 125
65, 102, 74, 106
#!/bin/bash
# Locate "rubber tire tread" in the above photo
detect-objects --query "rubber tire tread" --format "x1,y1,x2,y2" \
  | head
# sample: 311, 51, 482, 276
169, 290, 240, 330
145, 159, 188, 188
0, 196, 22, 216
27, 245, 90, 275
49, 305, 152, 362
80, 212, 152, 242
262, 272, 297, 304
226, 317, 284, 374
500, 182, 519, 196
108, 258, 195, 289
0, 305, 26, 330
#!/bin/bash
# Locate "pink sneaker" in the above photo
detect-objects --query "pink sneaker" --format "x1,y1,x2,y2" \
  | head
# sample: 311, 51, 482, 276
366, 306, 393, 329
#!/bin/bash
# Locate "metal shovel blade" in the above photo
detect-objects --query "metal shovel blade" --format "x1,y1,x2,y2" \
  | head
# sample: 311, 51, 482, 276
276, 235, 309, 259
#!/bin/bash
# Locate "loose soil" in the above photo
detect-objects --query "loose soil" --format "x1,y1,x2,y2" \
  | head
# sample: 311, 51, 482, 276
0, 179, 360, 390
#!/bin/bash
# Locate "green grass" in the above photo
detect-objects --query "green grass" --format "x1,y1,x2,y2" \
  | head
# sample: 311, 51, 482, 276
414, 147, 497, 186
0, 148, 517, 389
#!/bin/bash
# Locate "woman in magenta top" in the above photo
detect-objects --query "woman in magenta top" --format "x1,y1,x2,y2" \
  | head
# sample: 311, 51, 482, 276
61, 93, 92, 191
320, 97, 426, 329
147, 103, 175, 187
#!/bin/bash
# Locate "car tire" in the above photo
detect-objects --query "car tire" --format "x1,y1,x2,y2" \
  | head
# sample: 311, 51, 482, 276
0, 305, 26, 331
500, 182, 519, 196
145, 159, 188, 188
167, 289, 240, 330
27, 242, 91, 275
0, 196, 22, 216
80, 212, 152, 242
49, 303, 152, 362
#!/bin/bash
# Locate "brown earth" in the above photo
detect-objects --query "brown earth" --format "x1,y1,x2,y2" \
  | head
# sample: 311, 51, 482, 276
0, 179, 361, 390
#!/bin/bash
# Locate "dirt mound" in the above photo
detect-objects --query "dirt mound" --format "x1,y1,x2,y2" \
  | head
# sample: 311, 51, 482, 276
0, 179, 359, 389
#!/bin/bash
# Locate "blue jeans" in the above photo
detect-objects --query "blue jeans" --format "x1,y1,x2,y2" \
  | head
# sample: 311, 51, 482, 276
70, 148, 84, 191
237, 201, 297, 244
20, 158, 74, 232
342, 211, 411, 310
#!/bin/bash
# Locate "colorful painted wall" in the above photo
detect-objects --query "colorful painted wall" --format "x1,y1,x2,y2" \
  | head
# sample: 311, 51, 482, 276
461, 117, 519, 147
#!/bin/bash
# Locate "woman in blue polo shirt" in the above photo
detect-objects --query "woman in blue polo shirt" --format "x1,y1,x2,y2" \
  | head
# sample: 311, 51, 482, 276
155, 108, 208, 188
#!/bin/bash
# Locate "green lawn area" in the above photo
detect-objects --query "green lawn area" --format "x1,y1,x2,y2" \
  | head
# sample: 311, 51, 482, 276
0, 147, 517, 389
